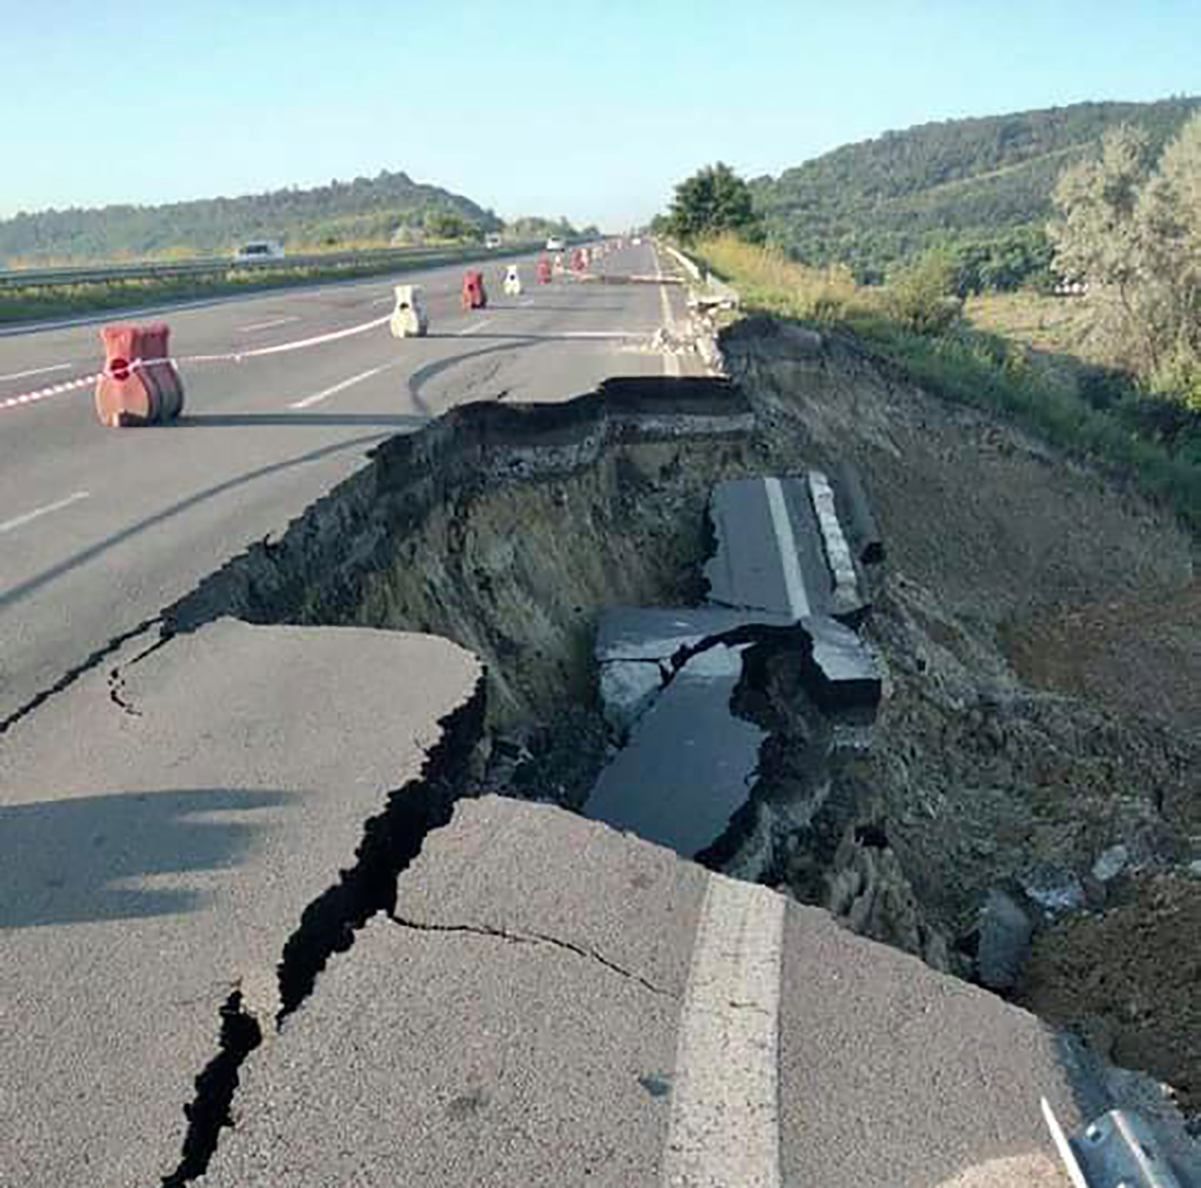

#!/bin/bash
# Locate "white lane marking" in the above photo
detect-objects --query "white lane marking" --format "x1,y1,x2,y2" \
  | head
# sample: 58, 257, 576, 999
370, 295, 393, 306
287, 362, 395, 410
455, 318, 495, 336
662, 873, 785, 1188
519, 297, 535, 307
763, 476, 810, 618
0, 362, 72, 384
237, 315, 301, 333
0, 490, 90, 535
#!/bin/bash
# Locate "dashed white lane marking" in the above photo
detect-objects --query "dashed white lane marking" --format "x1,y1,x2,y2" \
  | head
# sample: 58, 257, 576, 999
0, 362, 71, 383
519, 297, 535, 307
0, 490, 90, 535
287, 362, 396, 410
370, 295, 394, 306
763, 476, 810, 618
455, 318, 495, 336
237, 315, 301, 333
662, 873, 785, 1188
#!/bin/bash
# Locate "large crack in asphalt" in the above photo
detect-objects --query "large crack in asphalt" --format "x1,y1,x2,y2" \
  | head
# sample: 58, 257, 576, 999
159, 677, 487, 1184
0, 615, 163, 736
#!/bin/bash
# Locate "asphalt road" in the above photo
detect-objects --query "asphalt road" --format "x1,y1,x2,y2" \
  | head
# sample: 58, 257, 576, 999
0, 241, 688, 724
203, 796, 1085, 1188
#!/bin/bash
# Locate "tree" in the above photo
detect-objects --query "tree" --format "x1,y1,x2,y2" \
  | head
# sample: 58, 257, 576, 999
667, 163, 764, 242
423, 210, 475, 241
1050, 114, 1201, 403
1137, 113, 1201, 403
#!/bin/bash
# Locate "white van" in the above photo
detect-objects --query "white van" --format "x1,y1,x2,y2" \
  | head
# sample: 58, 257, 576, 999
545, 236, 565, 252
233, 240, 286, 261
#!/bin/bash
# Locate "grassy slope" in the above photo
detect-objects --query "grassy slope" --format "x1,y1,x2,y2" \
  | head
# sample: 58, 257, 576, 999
694, 236, 1201, 531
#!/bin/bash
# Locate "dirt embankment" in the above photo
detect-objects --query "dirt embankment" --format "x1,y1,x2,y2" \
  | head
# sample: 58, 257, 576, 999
723, 316, 1201, 1115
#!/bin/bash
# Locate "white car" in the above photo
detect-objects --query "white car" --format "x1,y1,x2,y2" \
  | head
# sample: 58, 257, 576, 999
233, 240, 285, 261
545, 236, 565, 252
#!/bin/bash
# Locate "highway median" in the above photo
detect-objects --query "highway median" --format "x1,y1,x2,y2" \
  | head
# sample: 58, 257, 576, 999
0, 241, 544, 326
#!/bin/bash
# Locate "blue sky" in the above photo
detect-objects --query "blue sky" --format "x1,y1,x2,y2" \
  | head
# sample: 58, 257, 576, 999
1, 0, 1197, 226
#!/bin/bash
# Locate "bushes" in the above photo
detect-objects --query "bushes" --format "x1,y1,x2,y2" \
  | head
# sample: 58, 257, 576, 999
884, 250, 963, 334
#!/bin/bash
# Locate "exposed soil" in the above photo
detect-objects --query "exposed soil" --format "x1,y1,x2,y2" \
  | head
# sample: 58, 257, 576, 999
721, 317, 1201, 1114
1018, 874, 1201, 1114
1004, 580, 1201, 744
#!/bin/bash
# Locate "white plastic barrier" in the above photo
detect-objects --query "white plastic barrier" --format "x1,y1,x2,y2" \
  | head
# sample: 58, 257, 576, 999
390, 284, 429, 338
503, 265, 522, 297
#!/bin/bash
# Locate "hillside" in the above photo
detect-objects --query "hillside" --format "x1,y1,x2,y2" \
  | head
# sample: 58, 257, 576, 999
0, 170, 503, 265
753, 97, 1201, 282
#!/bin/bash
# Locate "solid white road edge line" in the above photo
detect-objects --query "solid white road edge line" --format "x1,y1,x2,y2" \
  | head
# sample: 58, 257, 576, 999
662, 873, 785, 1188
288, 362, 396, 410
0, 490, 91, 535
237, 315, 301, 333
653, 246, 682, 376
0, 363, 72, 383
763, 476, 811, 619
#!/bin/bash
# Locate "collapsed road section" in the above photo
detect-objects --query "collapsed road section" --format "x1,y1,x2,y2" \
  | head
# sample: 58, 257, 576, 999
6, 345, 1201, 1184
584, 470, 882, 869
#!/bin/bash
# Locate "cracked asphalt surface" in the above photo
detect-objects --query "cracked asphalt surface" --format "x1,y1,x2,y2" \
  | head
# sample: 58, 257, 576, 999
200, 797, 1082, 1188
0, 619, 482, 1187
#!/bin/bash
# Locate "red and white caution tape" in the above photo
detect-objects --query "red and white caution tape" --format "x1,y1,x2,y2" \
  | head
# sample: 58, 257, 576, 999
0, 313, 391, 416
0, 371, 105, 412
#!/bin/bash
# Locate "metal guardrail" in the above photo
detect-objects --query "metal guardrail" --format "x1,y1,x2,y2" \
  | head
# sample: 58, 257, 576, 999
0, 242, 545, 290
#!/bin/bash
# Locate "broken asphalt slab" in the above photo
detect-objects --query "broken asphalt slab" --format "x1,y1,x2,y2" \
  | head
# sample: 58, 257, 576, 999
200, 796, 1091, 1187
0, 618, 482, 1188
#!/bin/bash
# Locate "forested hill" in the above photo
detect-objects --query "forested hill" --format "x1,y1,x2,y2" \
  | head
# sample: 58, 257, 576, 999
753, 97, 1200, 281
0, 170, 503, 265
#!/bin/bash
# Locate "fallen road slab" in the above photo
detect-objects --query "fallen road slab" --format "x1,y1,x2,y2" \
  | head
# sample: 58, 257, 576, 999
0, 618, 482, 1188
202, 796, 1093, 1187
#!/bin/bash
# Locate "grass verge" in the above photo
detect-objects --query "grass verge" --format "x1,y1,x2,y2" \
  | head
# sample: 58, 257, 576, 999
690, 235, 1201, 533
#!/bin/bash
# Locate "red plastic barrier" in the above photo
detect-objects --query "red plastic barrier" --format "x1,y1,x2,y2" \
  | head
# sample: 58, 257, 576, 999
461, 270, 488, 310
571, 248, 586, 274
141, 323, 184, 420
94, 323, 184, 427
537, 256, 552, 284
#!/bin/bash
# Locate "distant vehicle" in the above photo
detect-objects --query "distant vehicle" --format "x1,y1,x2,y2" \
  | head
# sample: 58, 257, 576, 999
233, 240, 285, 261
545, 236, 566, 251
484, 233, 503, 249
631, 236, 643, 246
